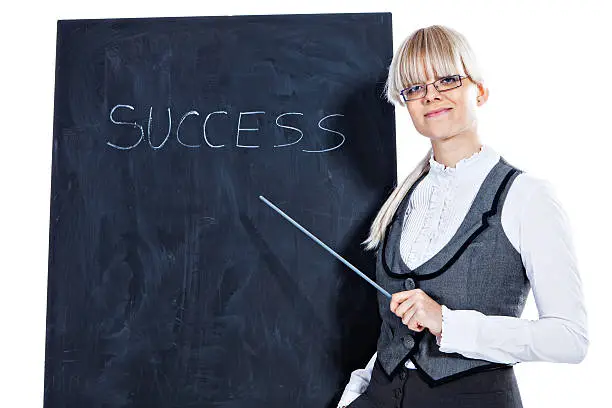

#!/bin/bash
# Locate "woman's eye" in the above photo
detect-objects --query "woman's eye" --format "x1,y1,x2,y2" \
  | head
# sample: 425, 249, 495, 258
440, 76, 457, 84
407, 85, 422, 94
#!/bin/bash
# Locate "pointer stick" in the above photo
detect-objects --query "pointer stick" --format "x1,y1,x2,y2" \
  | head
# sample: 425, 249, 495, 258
259, 195, 392, 299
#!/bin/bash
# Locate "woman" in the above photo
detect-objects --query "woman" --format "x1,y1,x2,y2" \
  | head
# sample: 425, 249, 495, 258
337, 25, 589, 408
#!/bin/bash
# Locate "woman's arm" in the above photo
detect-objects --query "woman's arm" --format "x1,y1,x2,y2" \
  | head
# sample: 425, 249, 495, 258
437, 175, 589, 364
337, 351, 377, 408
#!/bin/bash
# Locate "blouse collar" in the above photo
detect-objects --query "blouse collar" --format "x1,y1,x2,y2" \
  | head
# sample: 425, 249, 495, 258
428, 143, 500, 185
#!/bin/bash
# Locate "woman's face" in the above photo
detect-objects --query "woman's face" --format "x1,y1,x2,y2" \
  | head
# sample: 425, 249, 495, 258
405, 72, 487, 141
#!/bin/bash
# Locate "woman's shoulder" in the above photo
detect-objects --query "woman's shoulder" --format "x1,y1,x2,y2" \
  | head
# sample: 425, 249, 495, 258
505, 170, 564, 219
510, 170, 555, 196
501, 171, 569, 252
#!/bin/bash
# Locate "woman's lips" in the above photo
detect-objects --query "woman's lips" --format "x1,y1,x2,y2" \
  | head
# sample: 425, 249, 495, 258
425, 108, 451, 118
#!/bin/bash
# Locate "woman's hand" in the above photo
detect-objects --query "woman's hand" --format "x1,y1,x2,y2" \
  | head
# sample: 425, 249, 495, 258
390, 289, 443, 336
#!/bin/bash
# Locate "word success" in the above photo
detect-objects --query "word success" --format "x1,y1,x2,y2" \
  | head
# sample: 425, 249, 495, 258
108, 105, 346, 153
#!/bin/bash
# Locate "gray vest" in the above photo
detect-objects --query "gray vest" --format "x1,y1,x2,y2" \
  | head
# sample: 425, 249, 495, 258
375, 157, 530, 386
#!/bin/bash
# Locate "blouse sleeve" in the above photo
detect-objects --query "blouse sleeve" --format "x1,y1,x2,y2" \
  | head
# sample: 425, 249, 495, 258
437, 177, 589, 364
337, 351, 377, 407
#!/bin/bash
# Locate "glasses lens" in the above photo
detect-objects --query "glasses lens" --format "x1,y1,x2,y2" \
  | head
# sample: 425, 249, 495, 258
403, 85, 425, 101
436, 75, 461, 91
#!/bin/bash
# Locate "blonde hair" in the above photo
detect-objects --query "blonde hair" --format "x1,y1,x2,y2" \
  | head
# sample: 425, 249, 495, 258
361, 25, 485, 251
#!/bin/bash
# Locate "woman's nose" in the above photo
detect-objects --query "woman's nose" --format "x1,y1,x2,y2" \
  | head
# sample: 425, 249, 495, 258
424, 82, 443, 101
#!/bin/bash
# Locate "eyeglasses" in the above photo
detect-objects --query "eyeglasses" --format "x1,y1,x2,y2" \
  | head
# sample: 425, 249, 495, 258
400, 75, 468, 102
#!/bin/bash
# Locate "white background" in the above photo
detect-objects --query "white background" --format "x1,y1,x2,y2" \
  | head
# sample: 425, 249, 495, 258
1, 1, 610, 407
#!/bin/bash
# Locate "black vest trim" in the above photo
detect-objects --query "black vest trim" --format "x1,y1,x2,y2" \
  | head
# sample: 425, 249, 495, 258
380, 164, 520, 281
408, 350, 513, 387
378, 332, 514, 387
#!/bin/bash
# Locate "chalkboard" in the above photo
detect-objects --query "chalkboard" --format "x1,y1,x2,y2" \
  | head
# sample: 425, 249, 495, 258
46, 12, 396, 408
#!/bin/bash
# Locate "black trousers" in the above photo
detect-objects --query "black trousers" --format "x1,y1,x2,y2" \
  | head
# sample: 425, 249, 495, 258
347, 358, 523, 408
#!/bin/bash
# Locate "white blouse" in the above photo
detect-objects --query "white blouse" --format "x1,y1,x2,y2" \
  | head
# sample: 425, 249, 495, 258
338, 144, 589, 407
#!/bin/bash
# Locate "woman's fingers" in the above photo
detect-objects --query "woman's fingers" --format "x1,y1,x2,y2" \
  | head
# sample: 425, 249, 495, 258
391, 289, 429, 331
403, 305, 426, 331
390, 290, 415, 313
401, 302, 417, 324
395, 297, 413, 317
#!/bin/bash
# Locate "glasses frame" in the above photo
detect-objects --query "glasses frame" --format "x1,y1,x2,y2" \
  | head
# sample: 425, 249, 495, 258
400, 75, 468, 102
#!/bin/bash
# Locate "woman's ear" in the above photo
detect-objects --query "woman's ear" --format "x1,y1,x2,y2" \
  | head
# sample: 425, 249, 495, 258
476, 83, 489, 106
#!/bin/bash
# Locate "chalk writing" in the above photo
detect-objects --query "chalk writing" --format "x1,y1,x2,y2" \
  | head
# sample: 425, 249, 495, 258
108, 105, 345, 153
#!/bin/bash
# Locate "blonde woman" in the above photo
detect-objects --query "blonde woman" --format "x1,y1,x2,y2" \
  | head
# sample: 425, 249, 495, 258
337, 25, 588, 408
